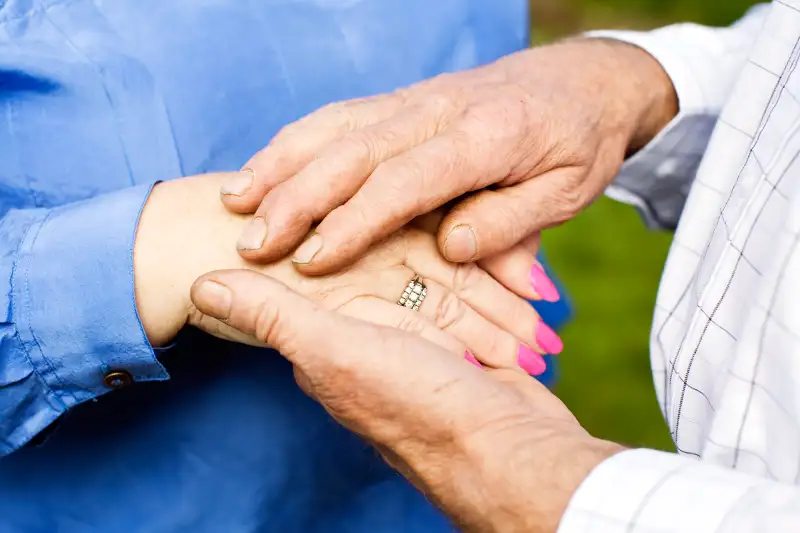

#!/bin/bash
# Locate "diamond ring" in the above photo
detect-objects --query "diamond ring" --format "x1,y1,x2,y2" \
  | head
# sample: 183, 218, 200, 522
398, 275, 427, 312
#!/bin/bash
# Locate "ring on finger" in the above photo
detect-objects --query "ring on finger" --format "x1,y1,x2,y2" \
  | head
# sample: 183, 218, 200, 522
397, 275, 428, 312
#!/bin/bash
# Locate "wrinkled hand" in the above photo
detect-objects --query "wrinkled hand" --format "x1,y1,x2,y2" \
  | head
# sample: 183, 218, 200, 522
221, 37, 676, 279
190, 270, 623, 533
134, 173, 558, 372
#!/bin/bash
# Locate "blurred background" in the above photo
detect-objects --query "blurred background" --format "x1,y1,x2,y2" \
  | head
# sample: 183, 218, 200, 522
536, 0, 759, 451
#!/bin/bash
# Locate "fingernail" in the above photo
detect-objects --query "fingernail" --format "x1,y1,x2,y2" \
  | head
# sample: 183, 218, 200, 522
464, 351, 482, 368
517, 344, 546, 376
221, 168, 254, 196
194, 280, 232, 320
293, 233, 323, 264
535, 321, 564, 355
443, 225, 477, 262
237, 217, 268, 250
529, 263, 560, 302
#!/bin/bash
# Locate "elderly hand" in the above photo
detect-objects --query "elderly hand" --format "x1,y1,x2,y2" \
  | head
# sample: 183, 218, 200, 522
189, 270, 623, 533
221, 37, 677, 278
134, 173, 559, 372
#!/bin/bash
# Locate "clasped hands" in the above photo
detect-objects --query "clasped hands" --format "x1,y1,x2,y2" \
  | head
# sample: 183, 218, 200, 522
135, 37, 679, 533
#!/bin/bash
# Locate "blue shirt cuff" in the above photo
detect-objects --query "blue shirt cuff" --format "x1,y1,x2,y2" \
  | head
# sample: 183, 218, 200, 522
11, 183, 169, 414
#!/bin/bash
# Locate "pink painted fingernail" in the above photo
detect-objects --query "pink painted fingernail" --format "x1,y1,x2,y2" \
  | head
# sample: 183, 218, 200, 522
464, 351, 481, 368
529, 264, 560, 302
535, 321, 564, 355
517, 344, 546, 376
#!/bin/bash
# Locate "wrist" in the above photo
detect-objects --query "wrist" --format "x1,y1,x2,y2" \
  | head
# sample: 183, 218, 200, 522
535, 436, 625, 533
455, 425, 623, 533
514, 37, 677, 160
134, 175, 251, 346
549, 37, 677, 156
591, 38, 679, 154
134, 181, 191, 347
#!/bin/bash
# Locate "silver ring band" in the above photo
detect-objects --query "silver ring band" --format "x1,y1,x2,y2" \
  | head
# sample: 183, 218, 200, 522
398, 275, 427, 312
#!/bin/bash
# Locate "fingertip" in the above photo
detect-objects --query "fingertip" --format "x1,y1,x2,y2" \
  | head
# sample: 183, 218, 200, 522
529, 263, 560, 303
534, 320, 563, 355
441, 224, 478, 262
235, 209, 314, 264
439, 188, 537, 262
464, 351, 482, 368
236, 234, 307, 265
236, 216, 269, 251
220, 192, 261, 214
517, 344, 547, 376
290, 249, 356, 277
290, 211, 376, 276
190, 269, 261, 295
478, 245, 540, 301
439, 207, 497, 263
190, 278, 233, 321
219, 168, 263, 212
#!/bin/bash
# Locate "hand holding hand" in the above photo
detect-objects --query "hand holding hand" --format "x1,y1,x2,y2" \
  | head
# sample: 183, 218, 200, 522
132, 173, 561, 372
189, 270, 623, 533
222, 38, 676, 278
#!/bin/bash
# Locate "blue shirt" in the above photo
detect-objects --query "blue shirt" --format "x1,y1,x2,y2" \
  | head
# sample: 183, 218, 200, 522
0, 1, 568, 531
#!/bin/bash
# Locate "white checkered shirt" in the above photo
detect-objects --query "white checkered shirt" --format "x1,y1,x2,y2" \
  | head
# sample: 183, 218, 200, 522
558, 3, 800, 531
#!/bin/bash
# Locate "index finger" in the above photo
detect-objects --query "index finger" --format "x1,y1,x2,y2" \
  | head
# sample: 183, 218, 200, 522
291, 126, 499, 274
235, 102, 451, 262
221, 94, 405, 214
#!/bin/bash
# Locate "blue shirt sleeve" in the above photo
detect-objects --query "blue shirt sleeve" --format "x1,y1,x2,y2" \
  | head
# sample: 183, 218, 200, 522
0, 183, 169, 456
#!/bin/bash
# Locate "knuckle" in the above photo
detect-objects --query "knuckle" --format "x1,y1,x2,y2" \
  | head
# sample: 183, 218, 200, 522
504, 84, 539, 127
322, 203, 378, 254
292, 367, 317, 398
321, 100, 361, 130
424, 92, 461, 119
371, 161, 424, 210
391, 87, 412, 104
380, 153, 425, 184
432, 291, 467, 332
551, 185, 589, 224
271, 121, 302, 147
562, 168, 588, 190
343, 199, 378, 236
318, 100, 350, 116
188, 307, 223, 337
339, 131, 380, 167
466, 94, 528, 140
254, 299, 282, 346
395, 312, 427, 335
477, 327, 507, 366
437, 134, 467, 172
450, 262, 487, 298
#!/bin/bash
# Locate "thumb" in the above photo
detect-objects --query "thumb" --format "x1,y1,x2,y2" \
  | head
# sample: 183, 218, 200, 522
189, 269, 470, 380
189, 269, 487, 436
437, 167, 586, 262
190, 269, 371, 368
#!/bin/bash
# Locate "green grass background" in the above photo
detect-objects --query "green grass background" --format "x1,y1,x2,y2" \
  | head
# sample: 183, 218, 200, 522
537, 0, 759, 451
